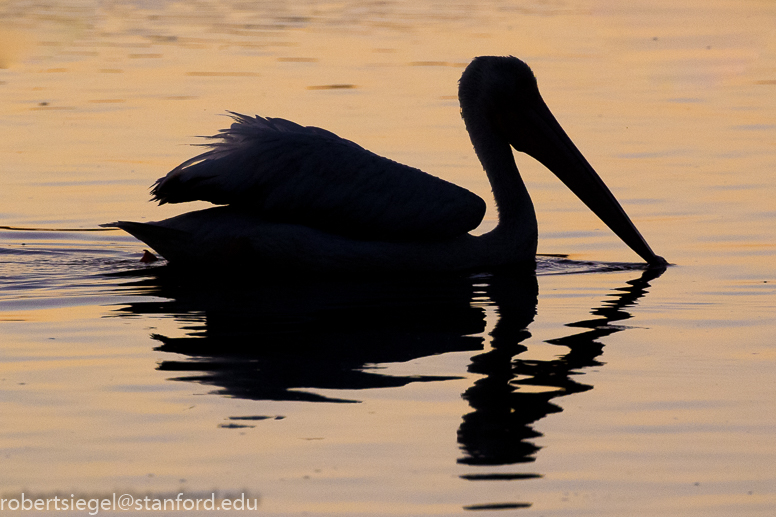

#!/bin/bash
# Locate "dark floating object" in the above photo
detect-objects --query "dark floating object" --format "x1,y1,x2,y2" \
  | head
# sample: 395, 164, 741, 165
139, 250, 158, 263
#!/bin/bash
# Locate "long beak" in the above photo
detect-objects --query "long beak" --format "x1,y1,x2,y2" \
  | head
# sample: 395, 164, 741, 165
512, 96, 666, 266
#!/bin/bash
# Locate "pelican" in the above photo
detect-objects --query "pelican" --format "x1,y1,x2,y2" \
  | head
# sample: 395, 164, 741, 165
109, 56, 665, 272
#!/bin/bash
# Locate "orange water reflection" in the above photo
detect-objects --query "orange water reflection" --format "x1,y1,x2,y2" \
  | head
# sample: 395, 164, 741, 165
1, 0, 776, 515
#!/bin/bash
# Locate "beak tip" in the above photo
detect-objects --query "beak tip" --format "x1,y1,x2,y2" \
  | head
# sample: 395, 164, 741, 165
647, 254, 669, 268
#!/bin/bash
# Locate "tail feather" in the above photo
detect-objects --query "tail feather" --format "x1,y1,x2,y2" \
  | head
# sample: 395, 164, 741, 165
103, 221, 189, 262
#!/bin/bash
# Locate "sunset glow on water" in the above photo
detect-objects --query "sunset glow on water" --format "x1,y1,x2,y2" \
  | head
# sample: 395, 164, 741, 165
1, 1, 775, 515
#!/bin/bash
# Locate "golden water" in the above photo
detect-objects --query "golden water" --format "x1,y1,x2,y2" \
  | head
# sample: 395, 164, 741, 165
1, 1, 775, 515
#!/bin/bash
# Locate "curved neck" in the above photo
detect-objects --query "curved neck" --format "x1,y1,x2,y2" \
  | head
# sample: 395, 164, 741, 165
463, 111, 537, 252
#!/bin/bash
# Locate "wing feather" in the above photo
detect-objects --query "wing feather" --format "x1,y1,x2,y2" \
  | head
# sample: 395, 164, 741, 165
151, 113, 486, 241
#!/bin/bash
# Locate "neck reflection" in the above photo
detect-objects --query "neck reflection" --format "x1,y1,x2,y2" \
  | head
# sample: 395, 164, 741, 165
458, 267, 664, 471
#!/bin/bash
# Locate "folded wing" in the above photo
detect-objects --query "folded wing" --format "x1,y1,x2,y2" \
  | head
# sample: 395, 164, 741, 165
151, 113, 486, 241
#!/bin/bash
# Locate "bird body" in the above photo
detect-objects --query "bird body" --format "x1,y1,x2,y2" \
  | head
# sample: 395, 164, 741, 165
115, 207, 529, 273
110, 56, 664, 272
151, 114, 486, 242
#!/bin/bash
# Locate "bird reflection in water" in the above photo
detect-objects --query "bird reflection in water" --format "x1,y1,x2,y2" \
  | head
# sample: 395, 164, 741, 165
116, 269, 489, 403
113, 262, 663, 507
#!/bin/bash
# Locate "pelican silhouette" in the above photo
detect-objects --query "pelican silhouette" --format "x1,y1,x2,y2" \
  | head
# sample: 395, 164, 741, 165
109, 56, 665, 272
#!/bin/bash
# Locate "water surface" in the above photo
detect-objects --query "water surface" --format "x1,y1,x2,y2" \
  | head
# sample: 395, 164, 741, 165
1, 1, 775, 515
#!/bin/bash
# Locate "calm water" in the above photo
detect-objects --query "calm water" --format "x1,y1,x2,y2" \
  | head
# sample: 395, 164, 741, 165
1, 1, 775, 515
